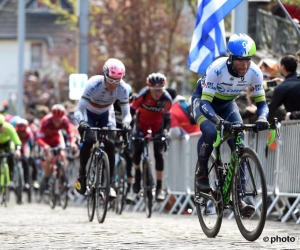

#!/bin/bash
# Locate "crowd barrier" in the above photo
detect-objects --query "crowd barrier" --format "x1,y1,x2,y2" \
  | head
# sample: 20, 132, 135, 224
68, 122, 300, 224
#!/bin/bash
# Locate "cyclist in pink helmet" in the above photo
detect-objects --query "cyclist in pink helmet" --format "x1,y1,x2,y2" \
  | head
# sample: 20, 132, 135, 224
75, 58, 132, 200
103, 58, 126, 92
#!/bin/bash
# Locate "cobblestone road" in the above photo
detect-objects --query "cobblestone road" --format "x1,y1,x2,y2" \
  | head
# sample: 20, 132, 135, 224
0, 201, 299, 250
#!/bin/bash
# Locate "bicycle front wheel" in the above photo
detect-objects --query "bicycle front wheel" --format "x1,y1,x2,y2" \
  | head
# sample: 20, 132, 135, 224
15, 162, 23, 204
232, 147, 267, 242
143, 158, 153, 218
96, 152, 110, 223
195, 154, 223, 238
49, 178, 56, 209
87, 157, 96, 222
58, 166, 68, 209
115, 158, 126, 215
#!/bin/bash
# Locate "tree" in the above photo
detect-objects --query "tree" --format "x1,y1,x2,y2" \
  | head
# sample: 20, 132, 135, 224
89, 0, 190, 92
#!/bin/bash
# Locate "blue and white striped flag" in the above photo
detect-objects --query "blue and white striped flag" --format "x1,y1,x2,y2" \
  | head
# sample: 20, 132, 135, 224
188, 0, 243, 75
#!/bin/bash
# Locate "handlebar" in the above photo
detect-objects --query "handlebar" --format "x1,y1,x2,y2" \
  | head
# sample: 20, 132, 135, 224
82, 127, 130, 146
213, 118, 280, 148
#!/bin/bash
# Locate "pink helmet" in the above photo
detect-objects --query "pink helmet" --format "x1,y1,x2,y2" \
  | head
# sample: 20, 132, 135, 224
103, 58, 125, 79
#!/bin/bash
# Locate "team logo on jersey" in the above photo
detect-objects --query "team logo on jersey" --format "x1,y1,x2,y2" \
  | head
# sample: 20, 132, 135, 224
206, 82, 215, 89
216, 84, 225, 92
255, 84, 263, 91
220, 82, 233, 86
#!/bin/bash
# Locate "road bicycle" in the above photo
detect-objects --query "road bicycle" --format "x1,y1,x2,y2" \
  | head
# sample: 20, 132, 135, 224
0, 152, 11, 207
48, 147, 69, 209
132, 128, 169, 218
194, 118, 280, 241
112, 131, 129, 215
84, 127, 122, 223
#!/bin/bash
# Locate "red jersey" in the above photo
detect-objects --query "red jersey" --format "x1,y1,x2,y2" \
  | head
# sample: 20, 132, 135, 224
17, 127, 34, 155
170, 101, 200, 134
36, 114, 75, 149
131, 88, 172, 134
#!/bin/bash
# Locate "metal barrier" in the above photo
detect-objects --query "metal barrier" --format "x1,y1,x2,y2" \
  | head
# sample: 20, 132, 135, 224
159, 122, 299, 223
70, 122, 300, 224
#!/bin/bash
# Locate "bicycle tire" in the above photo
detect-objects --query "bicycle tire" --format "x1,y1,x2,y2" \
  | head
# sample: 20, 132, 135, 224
115, 158, 126, 215
195, 154, 223, 238
96, 152, 110, 223
232, 147, 267, 242
143, 159, 153, 218
49, 178, 56, 209
1, 164, 9, 207
15, 162, 23, 204
87, 155, 96, 222
58, 165, 68, 209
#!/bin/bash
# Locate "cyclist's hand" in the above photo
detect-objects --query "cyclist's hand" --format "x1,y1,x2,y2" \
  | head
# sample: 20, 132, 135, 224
14, 149, 21, 159
254, 116, 269, 133
78, 120, 90, 135
222, 121, 232, 132
122, 123, 131, 131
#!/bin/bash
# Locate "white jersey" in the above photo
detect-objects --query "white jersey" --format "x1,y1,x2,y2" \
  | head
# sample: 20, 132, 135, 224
75, 75, 132, 125
202, 57, 265, 103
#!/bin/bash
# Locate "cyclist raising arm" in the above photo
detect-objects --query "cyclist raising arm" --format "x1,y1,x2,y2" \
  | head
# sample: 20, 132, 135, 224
191, 34, 269, 216
74, 58, 132, 198
0, 114, 22, 185
130, 73, 172, 201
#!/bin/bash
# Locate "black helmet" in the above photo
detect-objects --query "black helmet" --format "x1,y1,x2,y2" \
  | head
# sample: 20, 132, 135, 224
146, 73, 166, 88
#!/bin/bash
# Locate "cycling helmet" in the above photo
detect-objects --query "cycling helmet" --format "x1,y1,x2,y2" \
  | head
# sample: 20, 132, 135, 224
146, 73, 167, 88
16, 118, 28, 132
0, 114, 4, 125
10, 115, 21, 127
103, 58, 125, 79
51, 104, 65, 119
228, 33, 256, 60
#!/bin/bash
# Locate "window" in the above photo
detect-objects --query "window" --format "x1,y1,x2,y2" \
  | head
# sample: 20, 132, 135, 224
31, 43, 42, 70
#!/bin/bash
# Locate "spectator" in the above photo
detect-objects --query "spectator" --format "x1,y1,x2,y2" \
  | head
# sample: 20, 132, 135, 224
268, 55, 300, 122
165, 88, 200, 139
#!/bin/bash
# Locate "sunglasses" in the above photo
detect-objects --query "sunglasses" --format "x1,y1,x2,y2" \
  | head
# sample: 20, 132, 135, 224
105, 76, 121, 85
150, 87, 164, 92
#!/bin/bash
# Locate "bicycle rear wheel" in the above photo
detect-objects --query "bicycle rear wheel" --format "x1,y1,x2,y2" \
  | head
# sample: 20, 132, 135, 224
115, 158, 126, 215
96, 152, 110, 223
232, 147, 267, 242
143, 159, 153, 218
195, 154, 223, 238
87, 157, 96, 222
58, 166, 68, 209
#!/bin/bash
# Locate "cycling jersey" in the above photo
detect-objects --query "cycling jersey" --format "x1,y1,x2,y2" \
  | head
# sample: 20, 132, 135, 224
192, 57, 269, 125
75, 75, 132, 127
36, 114, 75, 149
17, 127, 34, 156
131, 87, 172, 135
0, 121, 22, 146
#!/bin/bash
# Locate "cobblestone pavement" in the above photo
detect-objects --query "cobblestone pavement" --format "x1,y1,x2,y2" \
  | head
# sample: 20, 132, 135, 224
0, 200, 299, 250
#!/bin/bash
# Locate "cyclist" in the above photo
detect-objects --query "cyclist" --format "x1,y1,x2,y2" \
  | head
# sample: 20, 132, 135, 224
113, 84, 135, 201
36, 104, 77, 191
130, 73, 172, 201
191, 33, 269, 217
74, 58, 132, 199
15, 118, 35, 190
0, 114, 22, 187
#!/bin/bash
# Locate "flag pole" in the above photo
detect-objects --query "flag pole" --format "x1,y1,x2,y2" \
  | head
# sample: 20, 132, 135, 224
276, 0, 300, 36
